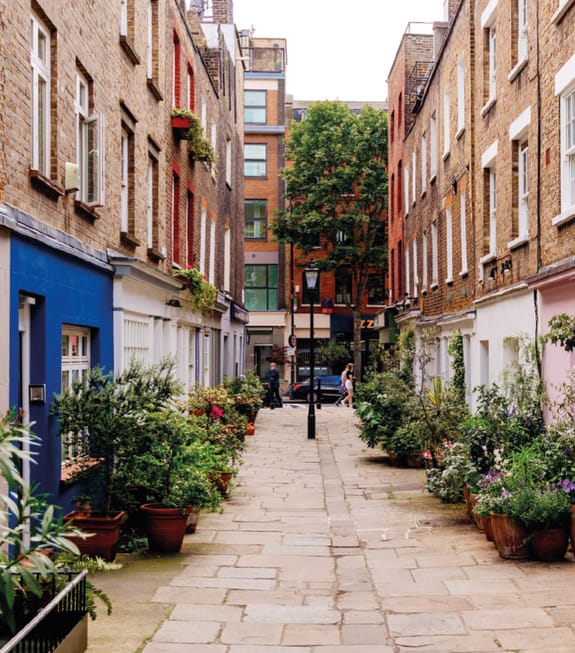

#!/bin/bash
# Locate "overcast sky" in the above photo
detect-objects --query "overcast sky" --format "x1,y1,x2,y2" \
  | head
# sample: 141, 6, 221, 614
232, 0, 446, 102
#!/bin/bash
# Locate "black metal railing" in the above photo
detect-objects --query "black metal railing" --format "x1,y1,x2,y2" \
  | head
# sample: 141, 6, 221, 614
0, 570, 88, 653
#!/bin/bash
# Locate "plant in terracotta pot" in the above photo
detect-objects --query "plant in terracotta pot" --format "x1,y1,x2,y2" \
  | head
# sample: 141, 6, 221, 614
223, 371, 264, 425
132, 405, 223, 553
51, 359, 182, 559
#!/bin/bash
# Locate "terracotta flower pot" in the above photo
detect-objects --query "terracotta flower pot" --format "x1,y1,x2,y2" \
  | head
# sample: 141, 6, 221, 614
185, 506, 200, 534
64, 510, 126, 561
479, 515, 494, 542
530, 527, 569, 562
490, 513, 530, 560
140, 503, 188, 553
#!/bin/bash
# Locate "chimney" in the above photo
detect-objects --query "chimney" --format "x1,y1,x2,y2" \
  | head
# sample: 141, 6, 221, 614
433, 21, 449, 59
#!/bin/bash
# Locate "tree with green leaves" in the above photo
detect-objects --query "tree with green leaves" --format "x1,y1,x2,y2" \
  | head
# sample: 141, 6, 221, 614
274, 101, 388, 379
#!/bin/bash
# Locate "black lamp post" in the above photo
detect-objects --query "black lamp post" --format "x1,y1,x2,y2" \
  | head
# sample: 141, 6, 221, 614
304, 260, 320, 440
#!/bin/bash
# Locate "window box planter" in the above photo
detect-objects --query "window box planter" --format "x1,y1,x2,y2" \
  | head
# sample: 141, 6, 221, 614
171, 115, 191, 139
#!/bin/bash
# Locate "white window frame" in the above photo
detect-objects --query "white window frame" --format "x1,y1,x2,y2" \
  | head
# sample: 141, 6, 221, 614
488, 169, 497, 255
430, 113, 438, 180
120, 0, 128, 36
200, 205, 207, 275
147, 0, 153, 78
403, 164, 410, 216
61, 326, 91, 463
443, 86, 451, 158
422, 231, 428, 292
445, 206, 453, 283
412, 240, 418, 295
554, 57, 575, 224
488, 27, 497, 102
518, 0, 528, 63
405, 247, 411, 299
76, 73, 105, 206
421, 133, 427, 194
518, 141, 529, 238
224, 228, 231, 292
457, 55, 465, 136
225, 136, 232, 187
31, 13, 51, 175
120, 128, 129, 232
147, 158, 154, 249
460, 193, 468, 276
431, 221, 439, 287
209, 219, 216, 285
411, 150, 417, 205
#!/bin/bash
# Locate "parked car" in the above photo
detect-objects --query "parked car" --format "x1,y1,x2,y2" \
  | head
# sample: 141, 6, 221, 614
289, 375, 342, 403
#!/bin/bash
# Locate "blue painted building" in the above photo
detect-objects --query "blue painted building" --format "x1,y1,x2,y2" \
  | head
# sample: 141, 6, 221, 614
5, 205, 113, 508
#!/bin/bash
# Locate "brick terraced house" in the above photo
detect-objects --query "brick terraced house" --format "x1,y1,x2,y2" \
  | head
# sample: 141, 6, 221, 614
0, 0, 246, 506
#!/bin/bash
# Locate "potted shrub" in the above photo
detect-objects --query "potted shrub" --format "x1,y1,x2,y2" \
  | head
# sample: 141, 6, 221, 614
51, 359, 182, 559
133, 405, 223, 553
223, 371, 264, 426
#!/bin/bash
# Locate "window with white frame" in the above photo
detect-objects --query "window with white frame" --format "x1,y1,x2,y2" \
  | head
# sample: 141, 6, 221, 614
120, 0, 128, 35
225, 136, 232, 186
412, 240, 418, 296
123, 315, 152, 367
120, 128, 129, 232
31, 13, 51, 176
518, 141, 529, 237
411, 150, 417, 205
403, 164, 410, 215
61, 326, 91, 463
209, 219, 215, 285
488, 27, 497, 101
460, 193, 468, 275
518, 0, 528, 63
421, 133, 427, 193
561, 86, 575, 217
199, 204, 207, 275
430, 113, 438, 179
223, 228, 231, 292
147, 145, 159, 251
443, 86, 450, 157
431, 221, 438, 286
445, 206, 453, 283
187, 66, 195, 111
487, 169, 497, 254
457, 55, 465, 135
405, 247, 411, 299
76, 72, 104, 206
146, 0, 159, 85
422, 231, 428, 291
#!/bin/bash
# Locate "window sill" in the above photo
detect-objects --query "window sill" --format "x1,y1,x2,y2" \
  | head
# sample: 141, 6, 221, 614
121, 230, 141, 248
74, 199, 101, 221
552, 209, 575, 227
61, 456, 102, 485
508, 234, 529, 250
459, 269, 469, 278
429, 173, 437, 185
147, 246, 165, 262
445, 277, 454, 285
552, 0, 575, 24
480, 97, 497, 117
456, 126, 465, 140
430, 282, 439, 290
29, 169, 64, 201
421, 189, 426, 199
442, 150, 451, 162
479, 252, 497, 265
119, 35, 141, 65
508, 57, 528, 82
147, 77, 163, 101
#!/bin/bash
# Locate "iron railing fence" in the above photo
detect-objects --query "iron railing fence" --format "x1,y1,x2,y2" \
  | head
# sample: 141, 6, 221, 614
0, 570, 88, 653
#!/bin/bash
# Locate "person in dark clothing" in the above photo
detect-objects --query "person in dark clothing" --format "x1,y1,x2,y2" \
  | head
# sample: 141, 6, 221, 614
267, 361, 282, 409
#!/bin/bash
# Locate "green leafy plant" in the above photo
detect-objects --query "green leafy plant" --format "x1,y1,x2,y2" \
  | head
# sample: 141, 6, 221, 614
171, 108, 216, 165
448, 331, 465, 404
545, 313, 575, 352
173, 267, 217, 316
426, 441, 480, 503
0, 413, 86, 634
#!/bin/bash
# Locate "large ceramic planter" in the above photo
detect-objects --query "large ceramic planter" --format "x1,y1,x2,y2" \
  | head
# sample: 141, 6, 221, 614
64, 510, 126, 561
140, 503, 188, 553
490, 513, 530, 560
479, 514, 494, 542
530, 527, 569, 562
185, 506, 200, 534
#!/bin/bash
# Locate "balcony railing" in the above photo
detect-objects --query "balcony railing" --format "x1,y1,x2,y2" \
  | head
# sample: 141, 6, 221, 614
0, 570, 88, 653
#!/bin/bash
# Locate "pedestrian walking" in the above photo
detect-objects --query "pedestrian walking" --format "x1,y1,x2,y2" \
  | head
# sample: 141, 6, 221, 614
342, 371, 354, 407
335, 362, 354, 407
267, 361, 282, 409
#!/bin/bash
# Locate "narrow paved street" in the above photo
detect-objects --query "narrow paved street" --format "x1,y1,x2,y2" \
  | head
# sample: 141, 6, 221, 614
89, 404, 575, 652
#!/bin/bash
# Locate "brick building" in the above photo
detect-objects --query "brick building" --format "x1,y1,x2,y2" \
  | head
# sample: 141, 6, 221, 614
385, 0, 575, 411
240, 32, 291, 384
0, 0, 246, 506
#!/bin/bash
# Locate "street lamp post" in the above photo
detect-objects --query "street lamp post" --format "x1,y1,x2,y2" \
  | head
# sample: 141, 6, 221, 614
304, 260, 320, 440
